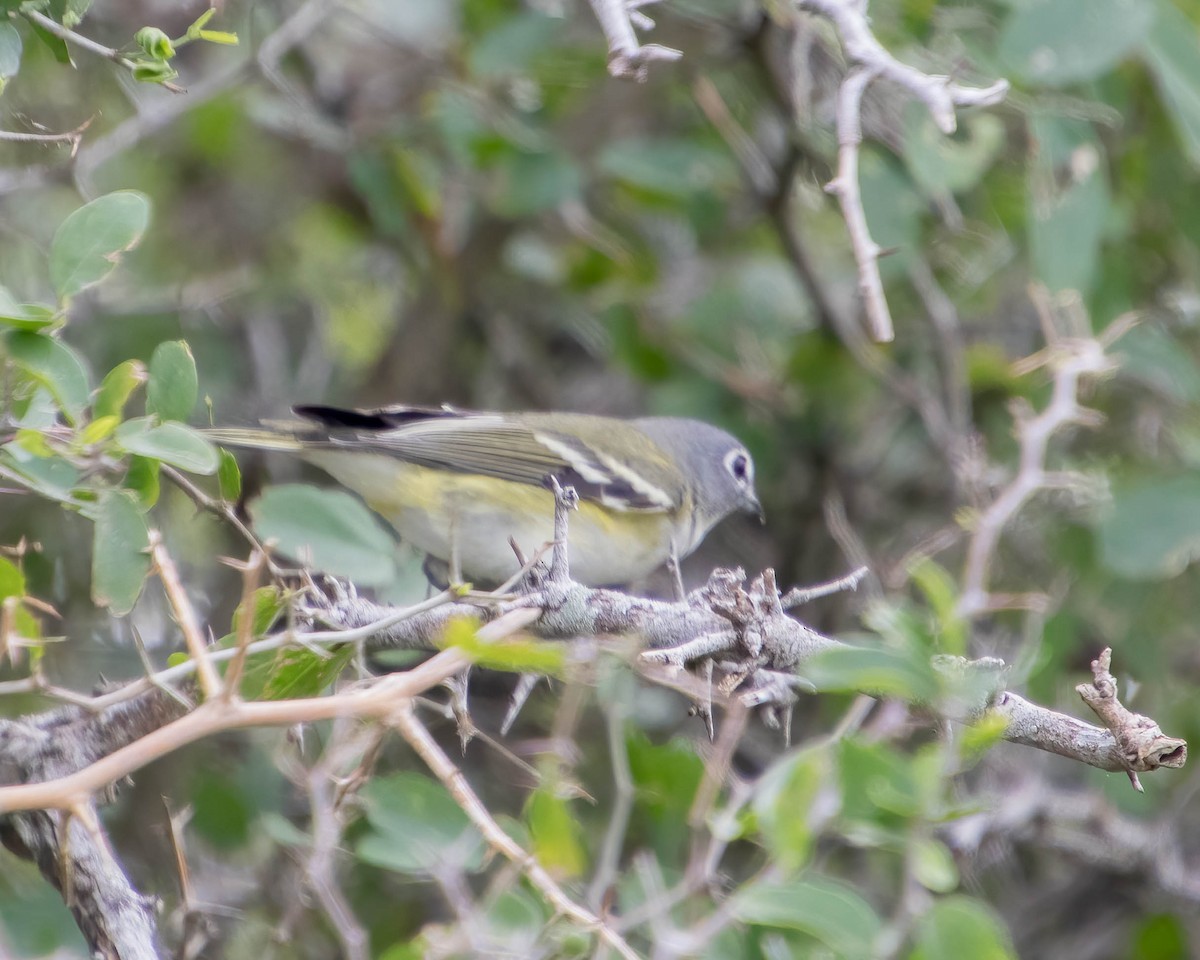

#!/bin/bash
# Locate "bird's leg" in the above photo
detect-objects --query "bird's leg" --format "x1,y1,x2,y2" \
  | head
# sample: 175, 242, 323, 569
448, 513, 464, 587
545, 476, 578, 583
421, 555, 451, 593
667, 537, 685, 601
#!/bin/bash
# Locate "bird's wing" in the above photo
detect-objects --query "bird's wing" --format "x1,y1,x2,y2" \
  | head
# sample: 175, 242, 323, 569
292, 405, 678, 513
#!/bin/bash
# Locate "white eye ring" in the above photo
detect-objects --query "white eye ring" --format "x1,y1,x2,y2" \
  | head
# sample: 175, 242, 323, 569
725, 449, 752, 486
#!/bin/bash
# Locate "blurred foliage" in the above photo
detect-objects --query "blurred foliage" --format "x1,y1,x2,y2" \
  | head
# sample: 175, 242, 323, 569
1, 0, 1200, 958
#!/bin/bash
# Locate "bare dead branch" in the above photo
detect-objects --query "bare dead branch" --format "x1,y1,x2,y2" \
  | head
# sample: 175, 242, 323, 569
587, 0, 681, 81
795, 0, 1009, 342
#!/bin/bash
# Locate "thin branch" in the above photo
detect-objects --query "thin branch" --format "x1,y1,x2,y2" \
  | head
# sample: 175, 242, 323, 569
392, 704, 641, 960
0, 123, 87, 155
823, 64, 891, 340
149, 530, 223, 699
958, 334, 1113, 617
161, 465, 278, 572
22, 9, 186, 94
587, 0, 681, 81
222, 551, 267, 699
796, 0, 1009, 342
0, 609, 539, 814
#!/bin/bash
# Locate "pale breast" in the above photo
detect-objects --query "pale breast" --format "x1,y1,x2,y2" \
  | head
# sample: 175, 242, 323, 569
304, 450, 682, 585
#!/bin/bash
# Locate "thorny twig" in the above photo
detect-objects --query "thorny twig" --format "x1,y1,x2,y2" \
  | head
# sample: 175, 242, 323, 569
797, 0, 1009, 342
958, 305, 1122, 617
393, 703, 641, 960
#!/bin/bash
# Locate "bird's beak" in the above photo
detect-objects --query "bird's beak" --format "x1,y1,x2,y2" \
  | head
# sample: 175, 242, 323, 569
745, 492, 765, 525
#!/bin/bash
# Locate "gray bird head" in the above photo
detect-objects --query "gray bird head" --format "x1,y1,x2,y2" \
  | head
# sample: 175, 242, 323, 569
633, 417, 763, 530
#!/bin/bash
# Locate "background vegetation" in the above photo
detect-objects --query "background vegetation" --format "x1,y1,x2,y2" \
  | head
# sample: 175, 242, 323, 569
2, 0, 1200, 957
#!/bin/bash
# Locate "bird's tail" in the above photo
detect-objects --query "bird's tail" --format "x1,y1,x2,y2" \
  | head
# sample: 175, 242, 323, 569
203, 424, 310, 452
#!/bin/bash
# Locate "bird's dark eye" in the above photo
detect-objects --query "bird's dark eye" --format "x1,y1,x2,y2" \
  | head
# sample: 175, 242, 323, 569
730, 453, 748, 481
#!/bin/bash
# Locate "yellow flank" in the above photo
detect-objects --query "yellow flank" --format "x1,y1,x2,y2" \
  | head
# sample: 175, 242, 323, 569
302, 449, 680, 584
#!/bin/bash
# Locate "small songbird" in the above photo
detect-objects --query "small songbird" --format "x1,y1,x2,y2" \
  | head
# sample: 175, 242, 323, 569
208, 405, 763, 586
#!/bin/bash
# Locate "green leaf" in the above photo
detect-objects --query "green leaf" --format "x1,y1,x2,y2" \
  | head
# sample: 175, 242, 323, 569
217, 585, 289, 697
839, 737, 924, 821
50, 191, 151, 301
231, 585, 287, 640
131, 59, 178, 84
910, 896, 1014, 960
79, 415, 118, 445
249, 484, 397, 585
913, 838, 959, 893
1117, 323, 1200, 403
468, 12, 559, 78
115, 418, 218, 474
0, 556, 38, 645
805, 644, 940, 703
1132, 914, 1189, 960
91, 489, 150, 615
998, 0, 1154, 86
859, 148, 924, 271
489, 150, 581, 217
598, 137, 738, 199
0, 22, 22, 79
217, 448, 242, 502
751, 748, 829, 872
124, 455, 160, 510
525, 787, 587, 878
244, 645, 354, 701
146, 340, 198, 422
27, 19, 71, 64
49, 0, 91, 29
93, 359, 147, 421
1096, 475, 1200, 579
1, 443, 81, 507
903, 107, 1005, 198
1141, 0, 1200, 166
0, 555, 25, 601
439, 616, 566, 677
1029, 145, 1109, 294
196, 29, 237, 45
731, 877, 881, 955
356, 773, 485, 875
908, 557, 966, 655
0, 289, 58, 331
134, 25, 173, 60
3, 330, 91, 425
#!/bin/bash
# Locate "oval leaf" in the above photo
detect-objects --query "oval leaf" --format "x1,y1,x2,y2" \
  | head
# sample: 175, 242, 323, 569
146, 340, 198, 423
912, 896, 1015, 960
3, 330, 91, 425
732, 877, 882, 956
356, 772, 484, 875
999, 0, 1153, 87
217, 448, 242, 502
0, 286, 56, 332
116, 418, 218, 474
50, 191, 151, 301
92, 489, 151, 615
0, 22, 22, 80
249, 484, 397, 585
1096, 475, 1200, 579
94, 359, 147, 421
1143, 0, 1200, 167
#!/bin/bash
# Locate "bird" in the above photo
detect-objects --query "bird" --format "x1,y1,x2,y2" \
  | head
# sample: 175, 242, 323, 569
207, 404, 762, 587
